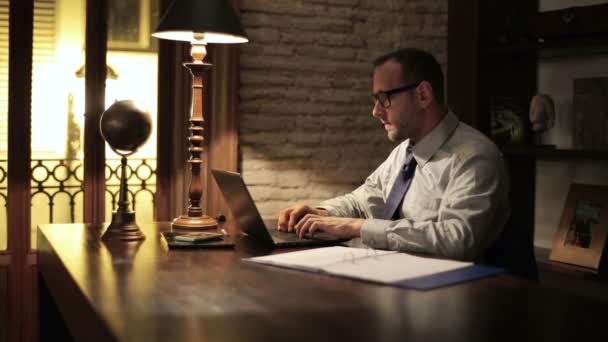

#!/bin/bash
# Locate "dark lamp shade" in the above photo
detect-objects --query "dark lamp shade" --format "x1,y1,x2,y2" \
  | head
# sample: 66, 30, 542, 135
152, 0, 248, 44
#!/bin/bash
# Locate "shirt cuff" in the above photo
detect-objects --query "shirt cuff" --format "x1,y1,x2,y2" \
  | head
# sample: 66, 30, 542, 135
360, 219, 390, 249
315, 205, 336, 216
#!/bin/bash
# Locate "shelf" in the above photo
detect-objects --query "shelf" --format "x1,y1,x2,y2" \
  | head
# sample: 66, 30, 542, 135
481, 35, 608, 59
482, 43, 536, 56
535, 247, 605, 279
536, 247, 606, 280
535, 247, 608, 301
482, 4, 608, 59
501, 145, 608, 160
538, 35, 608, 59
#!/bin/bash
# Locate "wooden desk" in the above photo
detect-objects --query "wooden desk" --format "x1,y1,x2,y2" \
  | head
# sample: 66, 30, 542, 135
38, 223, 608, 342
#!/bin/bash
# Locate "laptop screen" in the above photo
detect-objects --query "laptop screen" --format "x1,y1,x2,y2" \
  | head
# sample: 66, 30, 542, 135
211, 169, 275, 245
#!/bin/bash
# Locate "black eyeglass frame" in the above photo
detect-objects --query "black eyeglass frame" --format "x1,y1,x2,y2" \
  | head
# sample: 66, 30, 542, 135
372, 82, 421, 108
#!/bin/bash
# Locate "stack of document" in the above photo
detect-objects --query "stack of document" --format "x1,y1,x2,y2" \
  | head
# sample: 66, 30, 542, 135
243, 246, 503, 290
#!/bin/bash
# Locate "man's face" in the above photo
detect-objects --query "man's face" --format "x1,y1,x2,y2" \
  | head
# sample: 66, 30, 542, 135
372, 60, 421, 142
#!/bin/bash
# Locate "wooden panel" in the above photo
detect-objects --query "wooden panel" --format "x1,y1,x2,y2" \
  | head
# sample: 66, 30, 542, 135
447, 0, 480, 128
155, 39, 190, 221
24, 264, 38, 342
155, 0, 180, 221
0, 254, 9, 266
448, 1, 536, 136
155, 0, 193, 221
38, 267, 72, 342
83, 0, 108, 223
505, 155, 536, 242
8, 1, 34, 341
478, 0, 538, 48
478, 0, 538, 139
38, 224, 128, 341
205, 44, 240, 220
0, 267, 6, 342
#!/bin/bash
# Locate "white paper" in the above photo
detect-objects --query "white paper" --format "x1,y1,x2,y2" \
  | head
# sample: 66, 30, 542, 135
245, 246, 472, 284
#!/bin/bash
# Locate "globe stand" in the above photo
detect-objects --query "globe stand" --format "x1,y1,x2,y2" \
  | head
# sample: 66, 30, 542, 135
99, 99, 152, 242
102, 155, 145, 241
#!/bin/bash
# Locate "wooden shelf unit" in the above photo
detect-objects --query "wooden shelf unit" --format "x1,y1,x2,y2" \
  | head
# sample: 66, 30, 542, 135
481, 35, 608, 59
449, 0, 608, 294
501, 146, 608, 160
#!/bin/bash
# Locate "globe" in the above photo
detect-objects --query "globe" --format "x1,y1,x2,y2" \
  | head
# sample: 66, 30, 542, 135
100, 100, 152, 154
100, 100, 151, 242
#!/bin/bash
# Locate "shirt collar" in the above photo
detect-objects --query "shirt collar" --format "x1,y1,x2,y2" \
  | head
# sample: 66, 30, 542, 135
410, 110, 459, 167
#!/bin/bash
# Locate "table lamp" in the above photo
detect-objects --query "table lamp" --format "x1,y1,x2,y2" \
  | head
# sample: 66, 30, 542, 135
152, 0, 248, 230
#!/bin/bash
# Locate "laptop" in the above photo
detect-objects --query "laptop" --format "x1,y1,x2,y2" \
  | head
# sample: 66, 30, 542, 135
211, 169, 348, 248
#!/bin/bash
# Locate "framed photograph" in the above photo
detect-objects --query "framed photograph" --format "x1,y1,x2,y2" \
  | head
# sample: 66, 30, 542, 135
549, 183, 608, 271
108, 0, 158, 51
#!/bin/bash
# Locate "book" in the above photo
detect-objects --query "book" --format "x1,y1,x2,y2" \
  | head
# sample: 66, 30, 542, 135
161, 231, 235, 249
572, 77, 608, 150
243, 246, 504, 290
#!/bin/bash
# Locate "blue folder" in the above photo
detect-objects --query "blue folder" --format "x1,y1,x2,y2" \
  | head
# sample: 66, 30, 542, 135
393, 264, 505, 290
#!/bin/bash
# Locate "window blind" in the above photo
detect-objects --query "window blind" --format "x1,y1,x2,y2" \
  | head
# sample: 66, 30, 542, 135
0, 0, 55, 152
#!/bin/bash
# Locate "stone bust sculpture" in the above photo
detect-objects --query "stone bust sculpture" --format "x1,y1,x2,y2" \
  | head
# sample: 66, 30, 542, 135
529, 94, 555, 144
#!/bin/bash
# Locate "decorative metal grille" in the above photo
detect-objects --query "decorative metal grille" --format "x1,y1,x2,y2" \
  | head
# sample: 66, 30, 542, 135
0, 158, 156, 228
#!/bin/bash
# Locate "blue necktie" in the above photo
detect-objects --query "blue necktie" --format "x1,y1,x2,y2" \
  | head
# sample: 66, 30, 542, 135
383, 148, 417, 220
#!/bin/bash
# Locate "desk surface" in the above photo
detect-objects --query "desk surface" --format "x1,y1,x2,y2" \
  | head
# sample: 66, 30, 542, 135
38, 223, 608, 342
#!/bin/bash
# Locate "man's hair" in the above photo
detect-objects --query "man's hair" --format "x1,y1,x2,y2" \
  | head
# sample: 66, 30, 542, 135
374, 48, 445, 105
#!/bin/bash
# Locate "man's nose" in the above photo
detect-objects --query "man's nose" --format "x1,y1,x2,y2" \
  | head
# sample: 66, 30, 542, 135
372, 100, 384, 118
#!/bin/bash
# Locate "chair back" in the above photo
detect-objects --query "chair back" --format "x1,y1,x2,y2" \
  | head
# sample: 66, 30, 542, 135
482, 222, 538, 280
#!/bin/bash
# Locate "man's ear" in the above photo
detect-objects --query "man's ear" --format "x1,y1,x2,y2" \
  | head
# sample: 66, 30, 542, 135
415, 80, 434, 108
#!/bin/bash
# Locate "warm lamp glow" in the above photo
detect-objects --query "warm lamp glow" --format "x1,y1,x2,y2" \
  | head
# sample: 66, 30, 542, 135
151, 31, 248, 44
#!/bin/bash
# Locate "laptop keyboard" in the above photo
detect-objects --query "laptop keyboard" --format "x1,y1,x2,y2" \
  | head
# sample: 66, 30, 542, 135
269, 229, 312, 242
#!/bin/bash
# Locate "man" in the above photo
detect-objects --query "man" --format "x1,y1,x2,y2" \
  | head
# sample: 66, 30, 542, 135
277, 48, 509, 261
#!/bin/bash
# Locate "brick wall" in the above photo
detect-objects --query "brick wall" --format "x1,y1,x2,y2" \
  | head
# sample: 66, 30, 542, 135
238, 0, 448, 218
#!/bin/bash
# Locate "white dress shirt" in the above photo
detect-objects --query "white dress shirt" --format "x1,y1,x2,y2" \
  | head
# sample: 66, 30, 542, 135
318, 111, 509, 260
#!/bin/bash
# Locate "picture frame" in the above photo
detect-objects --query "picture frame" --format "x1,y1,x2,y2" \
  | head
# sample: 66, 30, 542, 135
108, 0, 158, 52
549, 183, 608, 271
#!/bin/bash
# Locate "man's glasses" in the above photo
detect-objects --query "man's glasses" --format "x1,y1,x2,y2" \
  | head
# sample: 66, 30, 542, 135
372, 82, 420, 108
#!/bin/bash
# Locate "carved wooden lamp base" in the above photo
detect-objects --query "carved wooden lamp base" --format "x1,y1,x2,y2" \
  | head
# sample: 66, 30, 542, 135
102, 211, 146, 241
172, 214, 218, 231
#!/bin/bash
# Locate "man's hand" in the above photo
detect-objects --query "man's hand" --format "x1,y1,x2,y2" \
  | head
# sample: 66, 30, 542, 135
294, 215, 364, 239
278, 204, 329, 232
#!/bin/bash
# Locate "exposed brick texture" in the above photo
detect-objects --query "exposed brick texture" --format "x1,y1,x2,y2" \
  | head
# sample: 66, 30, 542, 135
239, 0, 448, 218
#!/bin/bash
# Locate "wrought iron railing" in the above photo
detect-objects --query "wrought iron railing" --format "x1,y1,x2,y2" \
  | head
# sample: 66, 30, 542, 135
0, 158, 156, 229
